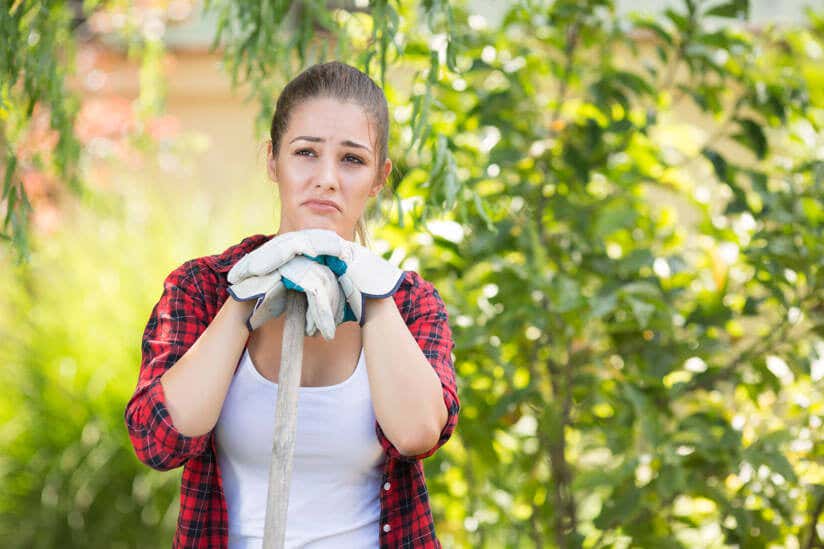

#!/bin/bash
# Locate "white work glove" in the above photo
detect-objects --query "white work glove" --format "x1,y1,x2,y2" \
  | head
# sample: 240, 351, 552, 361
228, 229, 405, 326
227, 256, 346, 339
280, 256, 347, 339
228, 229, 353, 285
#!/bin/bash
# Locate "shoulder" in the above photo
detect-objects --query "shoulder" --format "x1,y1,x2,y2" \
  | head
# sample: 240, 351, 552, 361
160, 233, 274, 303
166, 233, 274, 284
396, 270, 440, 297
398, 271, 438, 299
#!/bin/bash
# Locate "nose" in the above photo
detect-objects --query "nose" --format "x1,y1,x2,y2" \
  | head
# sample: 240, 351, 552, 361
314, 154, 339, 191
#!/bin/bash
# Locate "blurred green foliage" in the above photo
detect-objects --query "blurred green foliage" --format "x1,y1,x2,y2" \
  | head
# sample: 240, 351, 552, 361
2, 0, 824, 548
402, 2, 824, 547
0, 167, 235, 546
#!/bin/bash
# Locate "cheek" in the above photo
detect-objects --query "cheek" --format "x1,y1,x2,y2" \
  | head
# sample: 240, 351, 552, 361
345, 169, 378, 189
277, 165, 304, 192
277, 182, 300, 210
352, 181, 377, 207
278, 155, 307, 177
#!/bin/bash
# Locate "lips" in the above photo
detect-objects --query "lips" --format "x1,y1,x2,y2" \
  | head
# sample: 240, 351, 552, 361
302, 199, 341, 212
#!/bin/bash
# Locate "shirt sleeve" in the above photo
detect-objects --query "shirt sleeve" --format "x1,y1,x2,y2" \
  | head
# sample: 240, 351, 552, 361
124, 263, 213, 471
376, 274, 460, 462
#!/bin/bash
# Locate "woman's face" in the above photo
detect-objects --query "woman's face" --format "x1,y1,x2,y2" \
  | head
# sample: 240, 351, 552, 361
268, 97, 391, 240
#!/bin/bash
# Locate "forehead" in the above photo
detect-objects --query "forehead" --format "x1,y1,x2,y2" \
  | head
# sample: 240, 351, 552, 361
285, 97, 374, 143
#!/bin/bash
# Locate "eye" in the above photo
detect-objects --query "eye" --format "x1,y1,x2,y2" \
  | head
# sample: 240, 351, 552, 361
295, 148, 315, 157
344, 154, 364, 164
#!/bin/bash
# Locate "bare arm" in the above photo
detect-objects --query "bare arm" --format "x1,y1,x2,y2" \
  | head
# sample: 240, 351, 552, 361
363, 296, 449, 456
159, 297, 254, 437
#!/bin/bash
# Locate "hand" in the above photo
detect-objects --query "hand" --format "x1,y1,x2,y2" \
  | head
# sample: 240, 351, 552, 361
330, 240, 405, 325
279, 255, 347, 340
228, 228, 405, 326
227, 256, 347, 339
227, 229, 351, 285
284, 231, 405, 325
226, 270, 285, 332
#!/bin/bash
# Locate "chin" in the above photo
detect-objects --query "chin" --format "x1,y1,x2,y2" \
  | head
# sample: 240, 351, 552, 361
298, 219, 337, 230
296, 220, 347, 236
282, 216, 354, 239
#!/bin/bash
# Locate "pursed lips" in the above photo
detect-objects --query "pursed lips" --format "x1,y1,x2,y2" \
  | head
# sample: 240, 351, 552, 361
303, 199, 341, 212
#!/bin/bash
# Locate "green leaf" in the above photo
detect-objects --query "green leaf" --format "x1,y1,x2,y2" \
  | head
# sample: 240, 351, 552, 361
594, 201, 638, 239
3, 152, 16, 199
612, 70, 656, 97
704, 0, 749, 19
744, 447, 797, 483
472, 191, 495, 232
800, 197, 824, 225
626, 296, 656, 328
664, 8, 690, 33
394, 192, 404, 228
702, 148, 729, 182
446, 39, 458, 73
549, 274, 583, 313
594, 485, 641, 529
632, 19, 674, 46
590, 292, 618, 319
656, 464, 687, 501
733, 117, 768, 159
4, 185, 16, 227
620, 281, 662, 299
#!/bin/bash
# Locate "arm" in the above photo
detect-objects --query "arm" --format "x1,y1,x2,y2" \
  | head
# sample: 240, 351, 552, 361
159, 296, 254, 437
363, 275, 460, 461
124, 264, 254, 470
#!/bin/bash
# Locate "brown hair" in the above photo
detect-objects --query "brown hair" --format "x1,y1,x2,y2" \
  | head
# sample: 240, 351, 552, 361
269, 61, 391, 246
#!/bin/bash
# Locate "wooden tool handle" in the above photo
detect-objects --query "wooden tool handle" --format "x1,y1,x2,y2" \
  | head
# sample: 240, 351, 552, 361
262, 291, 306, 549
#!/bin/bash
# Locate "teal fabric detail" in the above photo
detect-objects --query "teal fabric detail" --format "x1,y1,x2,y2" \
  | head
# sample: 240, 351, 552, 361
300, 254, 348, 276
281, 277, 304, 292
322, 256, 348, 276
282, 256, 356, 321
342, 304, 357, 322
280, 253, 349, 299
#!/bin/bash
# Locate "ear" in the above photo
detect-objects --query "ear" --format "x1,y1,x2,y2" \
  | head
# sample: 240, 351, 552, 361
266, 140, 278, 181
369, 158, 392, 197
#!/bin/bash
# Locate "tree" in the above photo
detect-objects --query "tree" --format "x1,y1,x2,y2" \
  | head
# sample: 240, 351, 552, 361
406, 1, 824, 546
0, 0, 468, 262
1, 0, 83, 259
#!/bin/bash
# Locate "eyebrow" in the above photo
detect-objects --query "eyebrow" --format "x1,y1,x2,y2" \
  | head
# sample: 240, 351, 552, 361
289, 136, 372, 153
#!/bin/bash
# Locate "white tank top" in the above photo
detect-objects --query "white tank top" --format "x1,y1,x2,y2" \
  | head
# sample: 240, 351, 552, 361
215, 346, 385, 549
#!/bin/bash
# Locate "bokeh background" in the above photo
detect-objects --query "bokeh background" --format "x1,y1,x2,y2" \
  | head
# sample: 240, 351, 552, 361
1, 0, 823, 547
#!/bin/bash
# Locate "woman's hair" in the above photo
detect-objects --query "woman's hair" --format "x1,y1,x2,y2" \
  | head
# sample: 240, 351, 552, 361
269, 61, 391, 247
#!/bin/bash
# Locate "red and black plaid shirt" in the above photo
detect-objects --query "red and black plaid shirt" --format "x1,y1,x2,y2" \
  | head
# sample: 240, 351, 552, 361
124, 233, 460, 548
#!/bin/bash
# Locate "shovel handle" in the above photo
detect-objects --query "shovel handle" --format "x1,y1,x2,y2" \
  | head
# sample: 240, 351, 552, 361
262, 290, 306, 549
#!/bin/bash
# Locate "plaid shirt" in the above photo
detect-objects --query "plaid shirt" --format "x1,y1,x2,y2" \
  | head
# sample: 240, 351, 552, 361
124, 233, 460, 548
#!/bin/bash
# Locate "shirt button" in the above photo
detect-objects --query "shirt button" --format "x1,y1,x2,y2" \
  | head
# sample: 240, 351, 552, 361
383, 524, 391, 533
383, 482, 391, 491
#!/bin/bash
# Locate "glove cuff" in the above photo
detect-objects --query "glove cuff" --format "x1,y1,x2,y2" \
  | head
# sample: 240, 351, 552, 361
340, 270, 407, 327
226, 285, 264, 333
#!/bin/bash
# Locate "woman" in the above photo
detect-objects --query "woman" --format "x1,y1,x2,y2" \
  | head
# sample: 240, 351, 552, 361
124, 61, 460, 549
